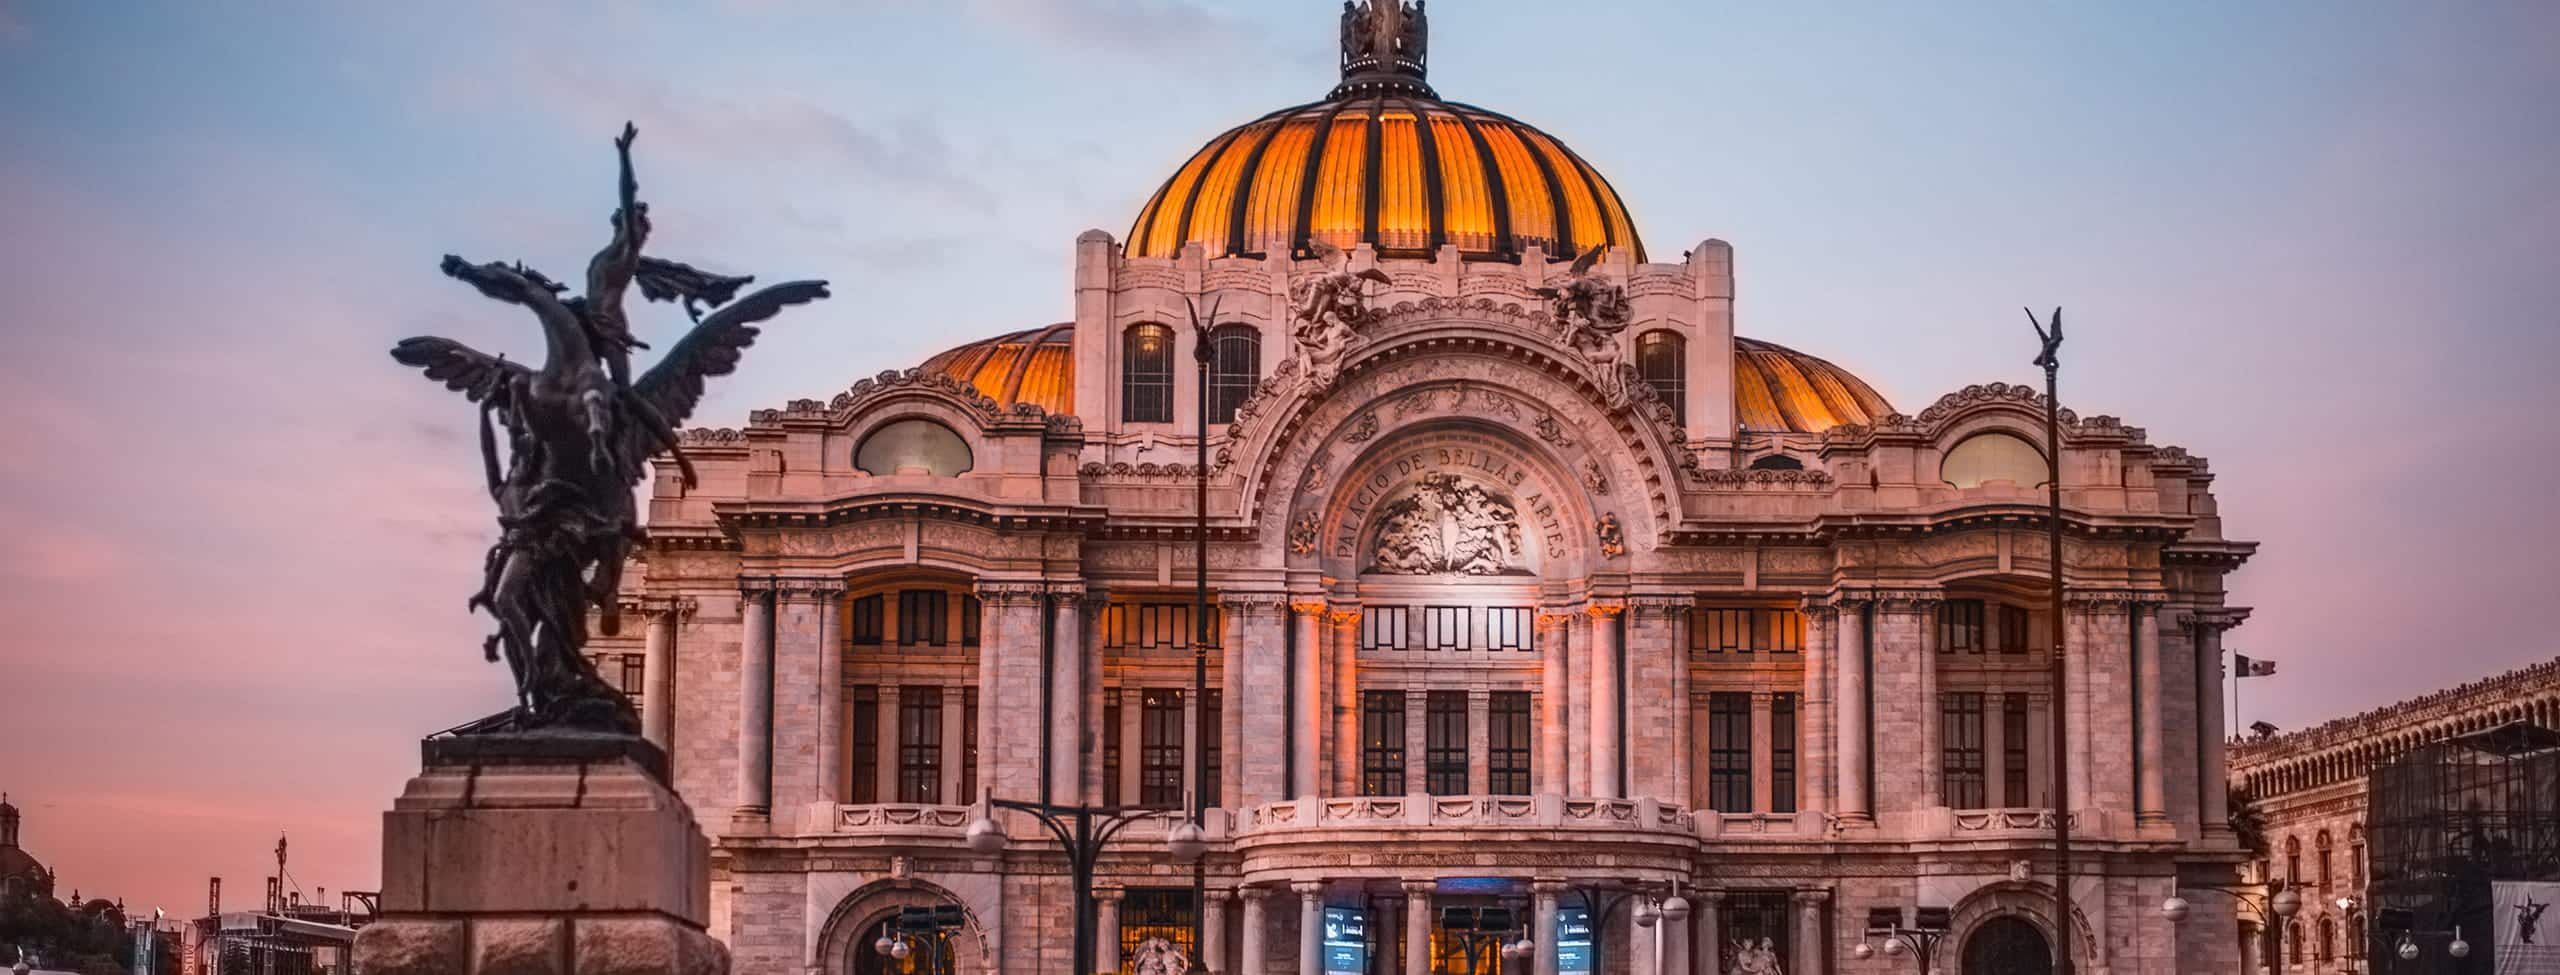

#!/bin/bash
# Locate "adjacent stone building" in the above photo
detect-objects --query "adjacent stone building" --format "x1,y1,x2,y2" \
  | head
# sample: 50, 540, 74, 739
2229, 657, 2560, 973
599, 5, 2258, 972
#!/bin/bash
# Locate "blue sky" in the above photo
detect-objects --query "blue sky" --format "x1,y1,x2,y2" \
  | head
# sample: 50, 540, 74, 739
0, 0, 2554, 915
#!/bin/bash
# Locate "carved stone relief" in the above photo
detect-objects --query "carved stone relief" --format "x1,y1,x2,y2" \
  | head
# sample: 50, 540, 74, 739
1367, 473, 1528, 576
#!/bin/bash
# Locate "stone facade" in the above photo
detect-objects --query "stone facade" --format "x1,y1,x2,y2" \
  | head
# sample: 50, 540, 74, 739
585, 8, 2260, 974
2229, 657, 2560, 973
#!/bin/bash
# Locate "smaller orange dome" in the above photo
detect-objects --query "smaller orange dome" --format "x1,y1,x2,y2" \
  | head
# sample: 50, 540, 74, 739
916, 324, 1075, 415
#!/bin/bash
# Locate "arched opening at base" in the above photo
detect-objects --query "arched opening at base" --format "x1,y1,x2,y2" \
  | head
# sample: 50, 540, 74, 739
1962, 916, 2052, 975
848, 915, 959, 975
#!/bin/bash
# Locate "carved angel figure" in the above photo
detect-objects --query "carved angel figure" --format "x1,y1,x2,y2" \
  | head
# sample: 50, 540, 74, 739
1595, 512, 1626, 560
392, 124, 829, 733
1290, 240, 1391, 388
1130, 937, 1188, 975
1537, 245, 1634, 401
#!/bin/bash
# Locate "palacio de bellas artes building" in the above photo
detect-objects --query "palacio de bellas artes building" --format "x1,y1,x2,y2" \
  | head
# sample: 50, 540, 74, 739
592, 4, 2257, 974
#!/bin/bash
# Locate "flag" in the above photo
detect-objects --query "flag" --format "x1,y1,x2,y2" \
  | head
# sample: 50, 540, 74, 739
2234, 653, 2277, 678
2496, 880, 2560, 972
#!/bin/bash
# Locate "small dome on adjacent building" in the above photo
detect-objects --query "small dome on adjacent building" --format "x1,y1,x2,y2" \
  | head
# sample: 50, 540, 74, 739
918, 327, 1893, 434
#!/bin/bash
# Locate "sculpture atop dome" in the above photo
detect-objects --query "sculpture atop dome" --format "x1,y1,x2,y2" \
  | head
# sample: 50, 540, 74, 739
1289, 241, 1392, 389
1337, 0, 1430, 97
1537, 246, 1637, 404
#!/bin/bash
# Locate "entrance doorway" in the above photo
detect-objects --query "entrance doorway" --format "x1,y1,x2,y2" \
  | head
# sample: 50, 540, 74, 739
1960, 916, 2052, 975
848, 916, 957, 975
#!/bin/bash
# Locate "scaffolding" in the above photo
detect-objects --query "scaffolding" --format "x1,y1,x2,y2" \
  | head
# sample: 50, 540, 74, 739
2366, 721, 2560, 973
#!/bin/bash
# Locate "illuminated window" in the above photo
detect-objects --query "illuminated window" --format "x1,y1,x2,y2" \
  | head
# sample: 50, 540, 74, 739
1943, 692, 1986, 809
1118, 889, 1199, 974
854, 418, 973, 477
1489, 692, 1532, 795
1691, 608, 1803, 654
1425, 691, 1468, 795
1122, 323, 1175, 423
1635, 330, 1685, 417
1103, 603, 1220, 650
1941, 432, 2047, 489
1207, 324, 1260, 423
1771, 695, 1797, 813
1140, 690, 1183, 806
1362, 690, 1407, 796
1707, 693, 1751, 812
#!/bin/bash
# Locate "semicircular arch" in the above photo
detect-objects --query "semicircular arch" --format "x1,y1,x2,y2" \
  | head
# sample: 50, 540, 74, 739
1946, 880, 2099, 969
813, 877, 993, 973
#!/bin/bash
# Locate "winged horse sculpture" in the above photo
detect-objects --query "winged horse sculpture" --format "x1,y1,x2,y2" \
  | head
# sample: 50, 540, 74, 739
392, 124, 828, 733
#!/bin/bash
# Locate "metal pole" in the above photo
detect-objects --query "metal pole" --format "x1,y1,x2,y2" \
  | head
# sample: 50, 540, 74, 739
1073, 808, 1097, 975
1191, 304, 1214, 960
2032, 306, 2075, 975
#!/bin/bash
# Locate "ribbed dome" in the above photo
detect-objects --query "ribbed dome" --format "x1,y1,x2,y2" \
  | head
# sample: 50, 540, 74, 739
917, 327, 1890, 434
1733, 337, 1895, 434
1126, 96, 1644, 264
915, 323, 1075, 415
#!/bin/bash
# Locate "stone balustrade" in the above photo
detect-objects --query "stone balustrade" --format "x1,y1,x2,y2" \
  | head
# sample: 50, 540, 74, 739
1948, 806, 2083, 837
1239, 794, 1696, 835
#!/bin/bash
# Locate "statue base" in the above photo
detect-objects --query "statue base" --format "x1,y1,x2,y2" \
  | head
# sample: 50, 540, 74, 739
354, 733, 727, 975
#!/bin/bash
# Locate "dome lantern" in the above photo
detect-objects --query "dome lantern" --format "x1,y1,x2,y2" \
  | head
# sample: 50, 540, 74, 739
1334, 1, 1434, 99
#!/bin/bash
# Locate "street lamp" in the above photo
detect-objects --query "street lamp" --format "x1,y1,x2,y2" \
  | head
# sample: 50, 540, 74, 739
871, 905, 964, 975
2165, 878, 2299, 974
2377, 908, 2471, 968
967, 798, 1179, 975
1854, 906, 1952, 973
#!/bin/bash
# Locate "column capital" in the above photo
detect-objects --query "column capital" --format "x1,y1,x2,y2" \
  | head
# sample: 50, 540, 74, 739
1206, 887, 1234, 905
1046, 582, 1092, 605
1535, 611, 1577, 628
1239, 885, 1271, 904
2062, 588, 2170, 609
1531, 880, 1570, 897
1698, 888, 1727, 905
2184, 607, 2252, 634
778, 577, 846, 601
1790, 888, 1830, 905
1584, 602, 1626, 619
1626, 595, 1688, 620
737, 576, 779, 598
1290, 600, 1329, 618
1325, 609, 1362, 625
973, 581, 1048, 606
1222, 592, 1290, 619
1400, 879, 1436, 896
1093, 882, 1125, 902
1291, 880, 1326, 898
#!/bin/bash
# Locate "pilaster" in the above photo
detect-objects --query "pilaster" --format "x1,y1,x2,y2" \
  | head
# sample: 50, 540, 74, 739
1586, 602, 1626, 799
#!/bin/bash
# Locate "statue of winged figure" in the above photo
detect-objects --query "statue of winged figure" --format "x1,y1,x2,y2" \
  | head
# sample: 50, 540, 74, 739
392, 123, 829, 733
1536, 245, 1633, 402
1290, 240, 1391, 388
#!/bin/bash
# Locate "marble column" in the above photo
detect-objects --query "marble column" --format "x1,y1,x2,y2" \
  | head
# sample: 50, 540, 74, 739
1800, 604, 1832, 817
2063, 606, 2094, 813
1567, 607, 1593, 795
1331, 609, 1363, 796
1750, 693, 1775, 814
1533, 881, 1565, 975
1467, 689, 1493, 795
1205, 889, 1232, 975
1588, 603, 1626, 799
1051, 587, 1087, 805
1402, 880, 1433, 975
2195, 615, 2233, 834
1791, 889, 1829, 975
1695, 891, 1724, 975
1659, 897, 1691, 975
875, 685, 902, 802
1290, 603, 1326, 799
1296, 882, 1325, 975
814, 586, 844, 806
640, 601, 679, 752
974, 582, 1047, 808
1096, 884, 1124, 975
734, 583, 775, 819
1833, 600, 1871, 826
1378, 895, 1402, 975
1537, 612, 1572, 795
2135, 604, 2170, 827
1914, 597, 1943, 811
1230, 596, 1290, 809
1241, 887, 1270, 975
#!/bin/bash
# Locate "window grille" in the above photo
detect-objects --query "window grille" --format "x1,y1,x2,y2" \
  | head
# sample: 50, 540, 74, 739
1361, 690, 1407, 796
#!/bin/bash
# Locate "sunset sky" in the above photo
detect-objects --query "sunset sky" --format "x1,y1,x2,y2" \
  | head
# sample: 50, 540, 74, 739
1, 0, 2555, 917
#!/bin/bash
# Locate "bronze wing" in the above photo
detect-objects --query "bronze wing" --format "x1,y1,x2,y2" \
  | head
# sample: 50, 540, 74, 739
617, 279, 832, 480
1569, 244, 1605, 276
389, 337, 532, 408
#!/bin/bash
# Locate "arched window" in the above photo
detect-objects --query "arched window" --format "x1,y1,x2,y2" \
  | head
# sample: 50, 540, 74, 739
1122, 323, 1175, 423
1748, 454, 1804, 471
2351, 823, 2367, 889
2317, 830, 2334, 890
2288, 921, 2304, 960
2285, 835, 2302, 885
854, 419, 973, 477
2317, 917, 2336, 961
1206, 323, 1260, 424
1635, 330, 1686, 417
1941, 431, 2049, 489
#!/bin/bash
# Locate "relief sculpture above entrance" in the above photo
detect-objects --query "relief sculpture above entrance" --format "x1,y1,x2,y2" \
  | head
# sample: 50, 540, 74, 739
1367, 472, 1530, 576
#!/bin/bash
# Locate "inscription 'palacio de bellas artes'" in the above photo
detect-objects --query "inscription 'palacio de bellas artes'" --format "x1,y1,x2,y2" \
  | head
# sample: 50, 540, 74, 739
580, 4, 2260, 974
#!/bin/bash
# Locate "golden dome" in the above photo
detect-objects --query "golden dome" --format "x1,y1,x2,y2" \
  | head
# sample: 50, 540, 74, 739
1733, 336, 1895, 433
1126, 3, 1641, 263
916, 323, 1075, 415
917, 327, 1891, 434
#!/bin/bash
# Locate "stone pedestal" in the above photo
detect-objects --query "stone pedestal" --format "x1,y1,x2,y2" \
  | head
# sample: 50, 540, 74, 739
354, 733, 727, 975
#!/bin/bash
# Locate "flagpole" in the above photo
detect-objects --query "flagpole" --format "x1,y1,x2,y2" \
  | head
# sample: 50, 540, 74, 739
2029, 306, 2075, 975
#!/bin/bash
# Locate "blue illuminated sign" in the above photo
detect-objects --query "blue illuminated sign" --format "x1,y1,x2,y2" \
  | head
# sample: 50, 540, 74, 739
1556, 906, 1594, 975
1322, 906, 1369, 975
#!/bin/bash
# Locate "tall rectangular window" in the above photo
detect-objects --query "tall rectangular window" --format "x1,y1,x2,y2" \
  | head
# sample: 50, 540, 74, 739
1485, 607, 1534, 650
1707, 693, 1752, 812
1361, 606, 1410, 650
1361, 690, 1407, 796
1203, 689, 1222, 806
1942, 692, 1986, 808
851, 594, 885, 646
1771, 694, 1797, 814
1423, 607, 1470, 650
1938, 600, 1985, 653
960, 688, 979, 805
1122, 323, 1175, 424
1140, 690, 1183, 806
961, 594, 982, 647
1103, 697, 1124, 807
898, 686, 943, 804
1424, 691, 1469, 795
1997, 605, 2030, 654
1761, 609, 1805, 652
849, 686, 879, 803
1489, 691, 1532, 795
897, 590, 949, 646
619, 655, 645, 696
2002, 693, 2030, 804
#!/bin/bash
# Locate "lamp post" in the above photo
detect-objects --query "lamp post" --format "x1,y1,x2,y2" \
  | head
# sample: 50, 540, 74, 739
1184, 294, 1222, 962
872, 905, 966, 975
2028, 305, 2075, 975
1853, 906, 1952, 974
2163, 877, 2300, 974
1442, 906, 1535, 975
2374, 907, 2471, 972
969, 799, 1184, 975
